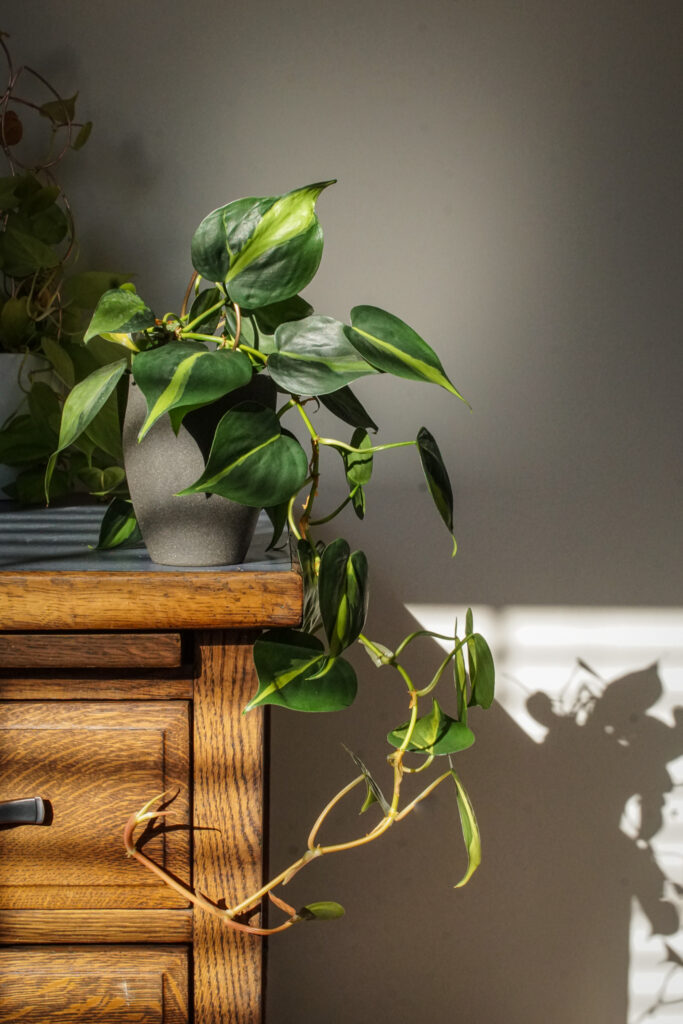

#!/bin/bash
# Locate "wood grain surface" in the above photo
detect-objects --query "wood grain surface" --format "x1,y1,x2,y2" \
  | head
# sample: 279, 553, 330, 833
0, 669, 193, 701
0, 632, 182, 668
0, 908, 192, 943
0, 701, 190, 909
193, 632, 264, 1024
0, 945, 189, 1022
0, 570, 302, 630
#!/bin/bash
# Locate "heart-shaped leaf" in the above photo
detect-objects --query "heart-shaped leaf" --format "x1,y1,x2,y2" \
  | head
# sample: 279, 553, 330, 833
268, 315, 378, 397
178, 402, 308, 507
246, 628, 357, 712
132, 342, 253, 439
192, 182, 335, 307
318, 538, 369, 656
84, 287, 155, 343
345, 305, 466, 400
416, 426, 456, 555
388, 699, 475, 756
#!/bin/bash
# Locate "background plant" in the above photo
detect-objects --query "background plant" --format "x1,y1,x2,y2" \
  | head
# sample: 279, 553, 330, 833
0, 31, 129, 504
53, 179, 496, 929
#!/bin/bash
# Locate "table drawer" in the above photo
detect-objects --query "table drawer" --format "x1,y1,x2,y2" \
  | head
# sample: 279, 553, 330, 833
0, 701, 190, 909
0, 945, 189, 1022
0, 632, 182, 669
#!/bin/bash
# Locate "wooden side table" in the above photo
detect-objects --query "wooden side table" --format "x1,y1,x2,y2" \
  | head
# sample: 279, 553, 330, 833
0, 506, 302, 1023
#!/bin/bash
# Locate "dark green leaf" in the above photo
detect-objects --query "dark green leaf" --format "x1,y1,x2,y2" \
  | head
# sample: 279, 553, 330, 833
246, 628, 357, 712
268, 315, 378, 397
97, 498, 142, 549
465, 607, 473, 636
344, 428, 373, 487
27, 381, 61, 436
467, 633, 495, 709
0, 224, 61, 276
4, 465, 68, 504
192, 182, 335, 307
387, 699, 475, 756
29, 204, 68, 245
0, 176, 19, 210
298, 901, 345, 921
187, 287, 224, 335
84, 288, 155, 343
226, 182, 334, 307
318, 538, 368, 656
0, 414, 54, 466
191, 196, 273, 283
265, 501, 289, 551
132, 343, 253, 439
23, 184, 60, 214
416, 426, 456, 555
345, 305, 466, 400
320, 385, 378, 433
251, 294, 313, 334
178, 402, 308, 507
351, 484, 366, 519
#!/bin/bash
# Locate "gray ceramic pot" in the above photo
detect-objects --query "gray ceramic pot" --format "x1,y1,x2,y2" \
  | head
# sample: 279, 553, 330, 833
123, 374, 276, 566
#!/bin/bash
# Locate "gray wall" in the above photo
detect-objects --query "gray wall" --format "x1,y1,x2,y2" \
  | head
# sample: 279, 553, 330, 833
5, 2, 681, 1020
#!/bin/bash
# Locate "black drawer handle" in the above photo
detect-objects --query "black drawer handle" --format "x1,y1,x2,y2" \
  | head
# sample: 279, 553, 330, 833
0, 797, 46, 826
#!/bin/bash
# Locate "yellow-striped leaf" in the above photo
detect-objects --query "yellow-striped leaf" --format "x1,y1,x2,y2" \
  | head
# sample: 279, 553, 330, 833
345, 305, 467, 400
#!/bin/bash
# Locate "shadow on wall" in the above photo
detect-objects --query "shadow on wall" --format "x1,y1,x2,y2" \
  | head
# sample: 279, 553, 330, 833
492, 664, 681, 1024
406, 605, 683, 1024
267, 599, 683, 1024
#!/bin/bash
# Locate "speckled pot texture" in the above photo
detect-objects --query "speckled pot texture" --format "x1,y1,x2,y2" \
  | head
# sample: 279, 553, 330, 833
123, 375, 276, 566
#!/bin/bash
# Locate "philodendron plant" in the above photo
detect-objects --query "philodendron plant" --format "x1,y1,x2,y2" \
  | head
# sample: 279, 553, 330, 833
50, 180, 495, 930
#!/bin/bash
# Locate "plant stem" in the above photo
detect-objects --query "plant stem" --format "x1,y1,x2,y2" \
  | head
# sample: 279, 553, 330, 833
309, 487, 358, 525
237, 343, 268, 364
183, 298, 225, 333
394, 629, 457, 657
123, 809, 296, 935
296, 401, 319, 442
180, 272, 198, 318
307, 776, 365, 849
393, 770, 452, 821
317, 437, 416, 455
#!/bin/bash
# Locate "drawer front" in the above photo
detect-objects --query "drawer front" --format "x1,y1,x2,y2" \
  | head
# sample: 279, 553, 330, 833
0, 702, 190, 909
0, 945, 189, 1022
0, 632, 182, 668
